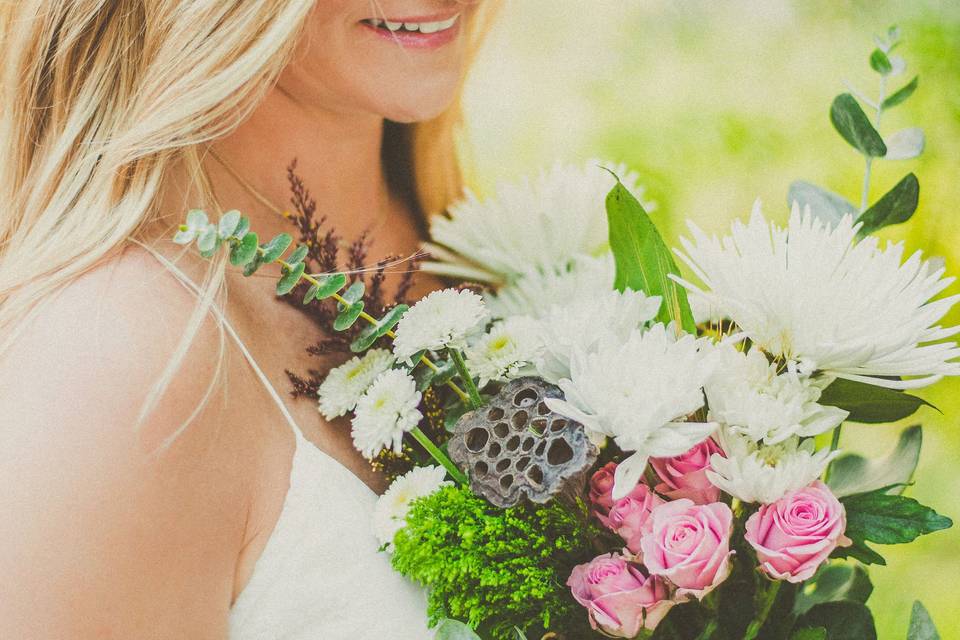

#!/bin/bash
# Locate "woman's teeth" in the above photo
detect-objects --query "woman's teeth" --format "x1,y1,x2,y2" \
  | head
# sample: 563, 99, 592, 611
365, 14, 459, 34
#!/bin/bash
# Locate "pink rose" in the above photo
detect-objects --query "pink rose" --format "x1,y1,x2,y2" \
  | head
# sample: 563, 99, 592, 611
744, 481, 852, 583
640, 499, 734, 599
598, 483, 665, 555
650, 437, 723, 505
589, 462, 618, 515
567, 553, 677, 637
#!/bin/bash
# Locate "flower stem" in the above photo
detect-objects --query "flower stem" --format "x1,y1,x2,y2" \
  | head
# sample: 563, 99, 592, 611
743, 580, 781, 640
860, 75, 888, 212
410, 426, 467, 484
447, 347, 484, 409
695, 620, 718, 640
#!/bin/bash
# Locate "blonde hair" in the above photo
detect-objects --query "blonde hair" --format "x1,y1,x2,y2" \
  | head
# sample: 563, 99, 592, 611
0, 1, 499, 428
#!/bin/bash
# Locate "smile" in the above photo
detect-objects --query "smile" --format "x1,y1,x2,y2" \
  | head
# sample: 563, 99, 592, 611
359, 13, 462, 48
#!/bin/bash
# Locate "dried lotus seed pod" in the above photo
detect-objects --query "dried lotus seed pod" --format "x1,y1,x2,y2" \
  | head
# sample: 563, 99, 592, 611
448, 377, 599, 508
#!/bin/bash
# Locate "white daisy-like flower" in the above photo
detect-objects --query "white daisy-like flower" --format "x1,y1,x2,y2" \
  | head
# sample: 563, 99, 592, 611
705, 344, 848, 444
464, 316, 544, 386
317, 349, 395, 420
485, 254, 617, 320
674, 201, 960, 389
546, 324, 717, 499
373, 465, 451, 550
707, 429, 839, 504
535, 287, 662, 383
423, 160, 655, 284
351, 369, 422, 460
392, 289, 488, 363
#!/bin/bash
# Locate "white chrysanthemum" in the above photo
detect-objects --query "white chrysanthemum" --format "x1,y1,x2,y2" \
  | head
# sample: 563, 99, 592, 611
707, 429, 838, 504
392, 289, 488, 363
423, 160, 655, 283
705, 344, 848, 444
674, 201, 960, 389
486, 254, 617, 320
546, 324, 717, 499
317, 349, 395, 420
351, 369, 422, 460
464, 317, 544, 386
373, 465, 451, 550
535, 287, 662, 383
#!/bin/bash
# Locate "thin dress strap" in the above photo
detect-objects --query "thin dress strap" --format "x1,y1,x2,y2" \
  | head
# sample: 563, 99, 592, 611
137, 244, 306, 443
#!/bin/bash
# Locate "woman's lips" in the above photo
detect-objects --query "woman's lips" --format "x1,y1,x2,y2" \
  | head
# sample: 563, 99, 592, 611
359, 13, 461, 49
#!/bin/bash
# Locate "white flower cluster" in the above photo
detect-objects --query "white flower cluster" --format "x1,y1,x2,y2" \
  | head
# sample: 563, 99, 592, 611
373, 466, 451, 550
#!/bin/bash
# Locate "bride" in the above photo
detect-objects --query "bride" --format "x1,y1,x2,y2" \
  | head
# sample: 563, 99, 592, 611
0, 1, 497, 637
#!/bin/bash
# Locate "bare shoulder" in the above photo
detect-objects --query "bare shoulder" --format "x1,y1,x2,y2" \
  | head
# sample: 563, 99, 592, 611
0, 245, 276, 637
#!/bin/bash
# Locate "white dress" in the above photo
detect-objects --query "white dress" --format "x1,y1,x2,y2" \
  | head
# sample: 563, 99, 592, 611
149, 249, 432, 640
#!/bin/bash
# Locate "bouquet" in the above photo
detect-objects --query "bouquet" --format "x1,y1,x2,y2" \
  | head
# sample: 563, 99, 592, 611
176, 29, 955, 639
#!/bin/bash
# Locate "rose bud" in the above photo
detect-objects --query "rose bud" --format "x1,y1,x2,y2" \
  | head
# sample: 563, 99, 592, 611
598, 483, 665, 555
650, 437, 723, 505
588, 461, 619, 515
567, 553, 677, 637
640, 499, 734, 599
744, 480, 852, 583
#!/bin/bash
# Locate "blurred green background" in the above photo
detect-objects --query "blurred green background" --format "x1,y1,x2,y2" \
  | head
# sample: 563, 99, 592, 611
463, 1, 960, 637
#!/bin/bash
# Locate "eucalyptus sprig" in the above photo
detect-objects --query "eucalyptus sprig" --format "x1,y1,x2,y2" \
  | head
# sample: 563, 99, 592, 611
789, 25, 923, 237
174, 210, 469, 483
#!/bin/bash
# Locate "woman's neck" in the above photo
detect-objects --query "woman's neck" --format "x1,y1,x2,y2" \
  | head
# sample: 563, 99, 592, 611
206, 87, 390, 244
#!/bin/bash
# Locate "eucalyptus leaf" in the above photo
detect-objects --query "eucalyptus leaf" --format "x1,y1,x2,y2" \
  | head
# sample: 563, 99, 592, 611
261, 233, 293, 263
341, 280, 366, 305
350, 323, 381, 353
889, 55, 907, 76
433, 619, 482, 640
173, 228, 196, 245
795, 601, 876, 640
313, 273, 348, 299
794, 563, 872, 615
197, 225, 219, 253
276, 262, 306, 295
334, 301, 364, 331
884, 128, 925, 160
230, 232, 259, 267
233, 215, 250, 240
788, 181, 857, 227
857, 173, 920, 236
303, 283, 321, 305
286, 244, 309, 267
186, 209, 208, 230
819, 378, 932, 423
606, 177, 696, 333
218, 210, 241, 239
830, 94, 887, 157
869, 49, 893, 75
882, 76, 919, 109
908, 601, 941, 640
243, 253, 263, 277
377, 304, 409, 335
842, 489, 952, 545
828, 425, 922, 498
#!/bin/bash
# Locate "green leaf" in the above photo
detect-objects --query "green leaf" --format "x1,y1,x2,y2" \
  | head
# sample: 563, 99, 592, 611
233, 216, 250, 240
377, 304, 408, 335
857, 173, 920, 237
842, 489, 952, 545
794, 563, 872, 615
230, 232, 259, 266
186, 209, 208, 229
882, 76, 918, 109
907, 601, 941, 640
884, 128, 925, 161
243, 253, 263, 277
313, 273, 348, 300
303, 283, 321, 305
350, 323, 381, 353
433, 619, 482, 640
173, 228, 196, 245
830, 94, 887, 157
276, 262, 306, 295
828, 425, 922, 498
831, 539, 887, 566
870, 49, 893, 75
795, 601, 876, 640
218, 210, 241, 239
261, 233, 293, 263
334, 301, 364, 331
341, 280, 366, 305
286, 244, 309, 267
606, 177, 696, 333
818, 378, 932, 423
791, 629, 827, 640
352, 304, 410, 353
197, 225, 219, 253
414, 359, 457, 392
788, 181, 857, 227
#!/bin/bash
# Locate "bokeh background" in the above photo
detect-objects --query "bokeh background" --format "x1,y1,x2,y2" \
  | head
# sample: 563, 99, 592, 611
462, 1, 960, 637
